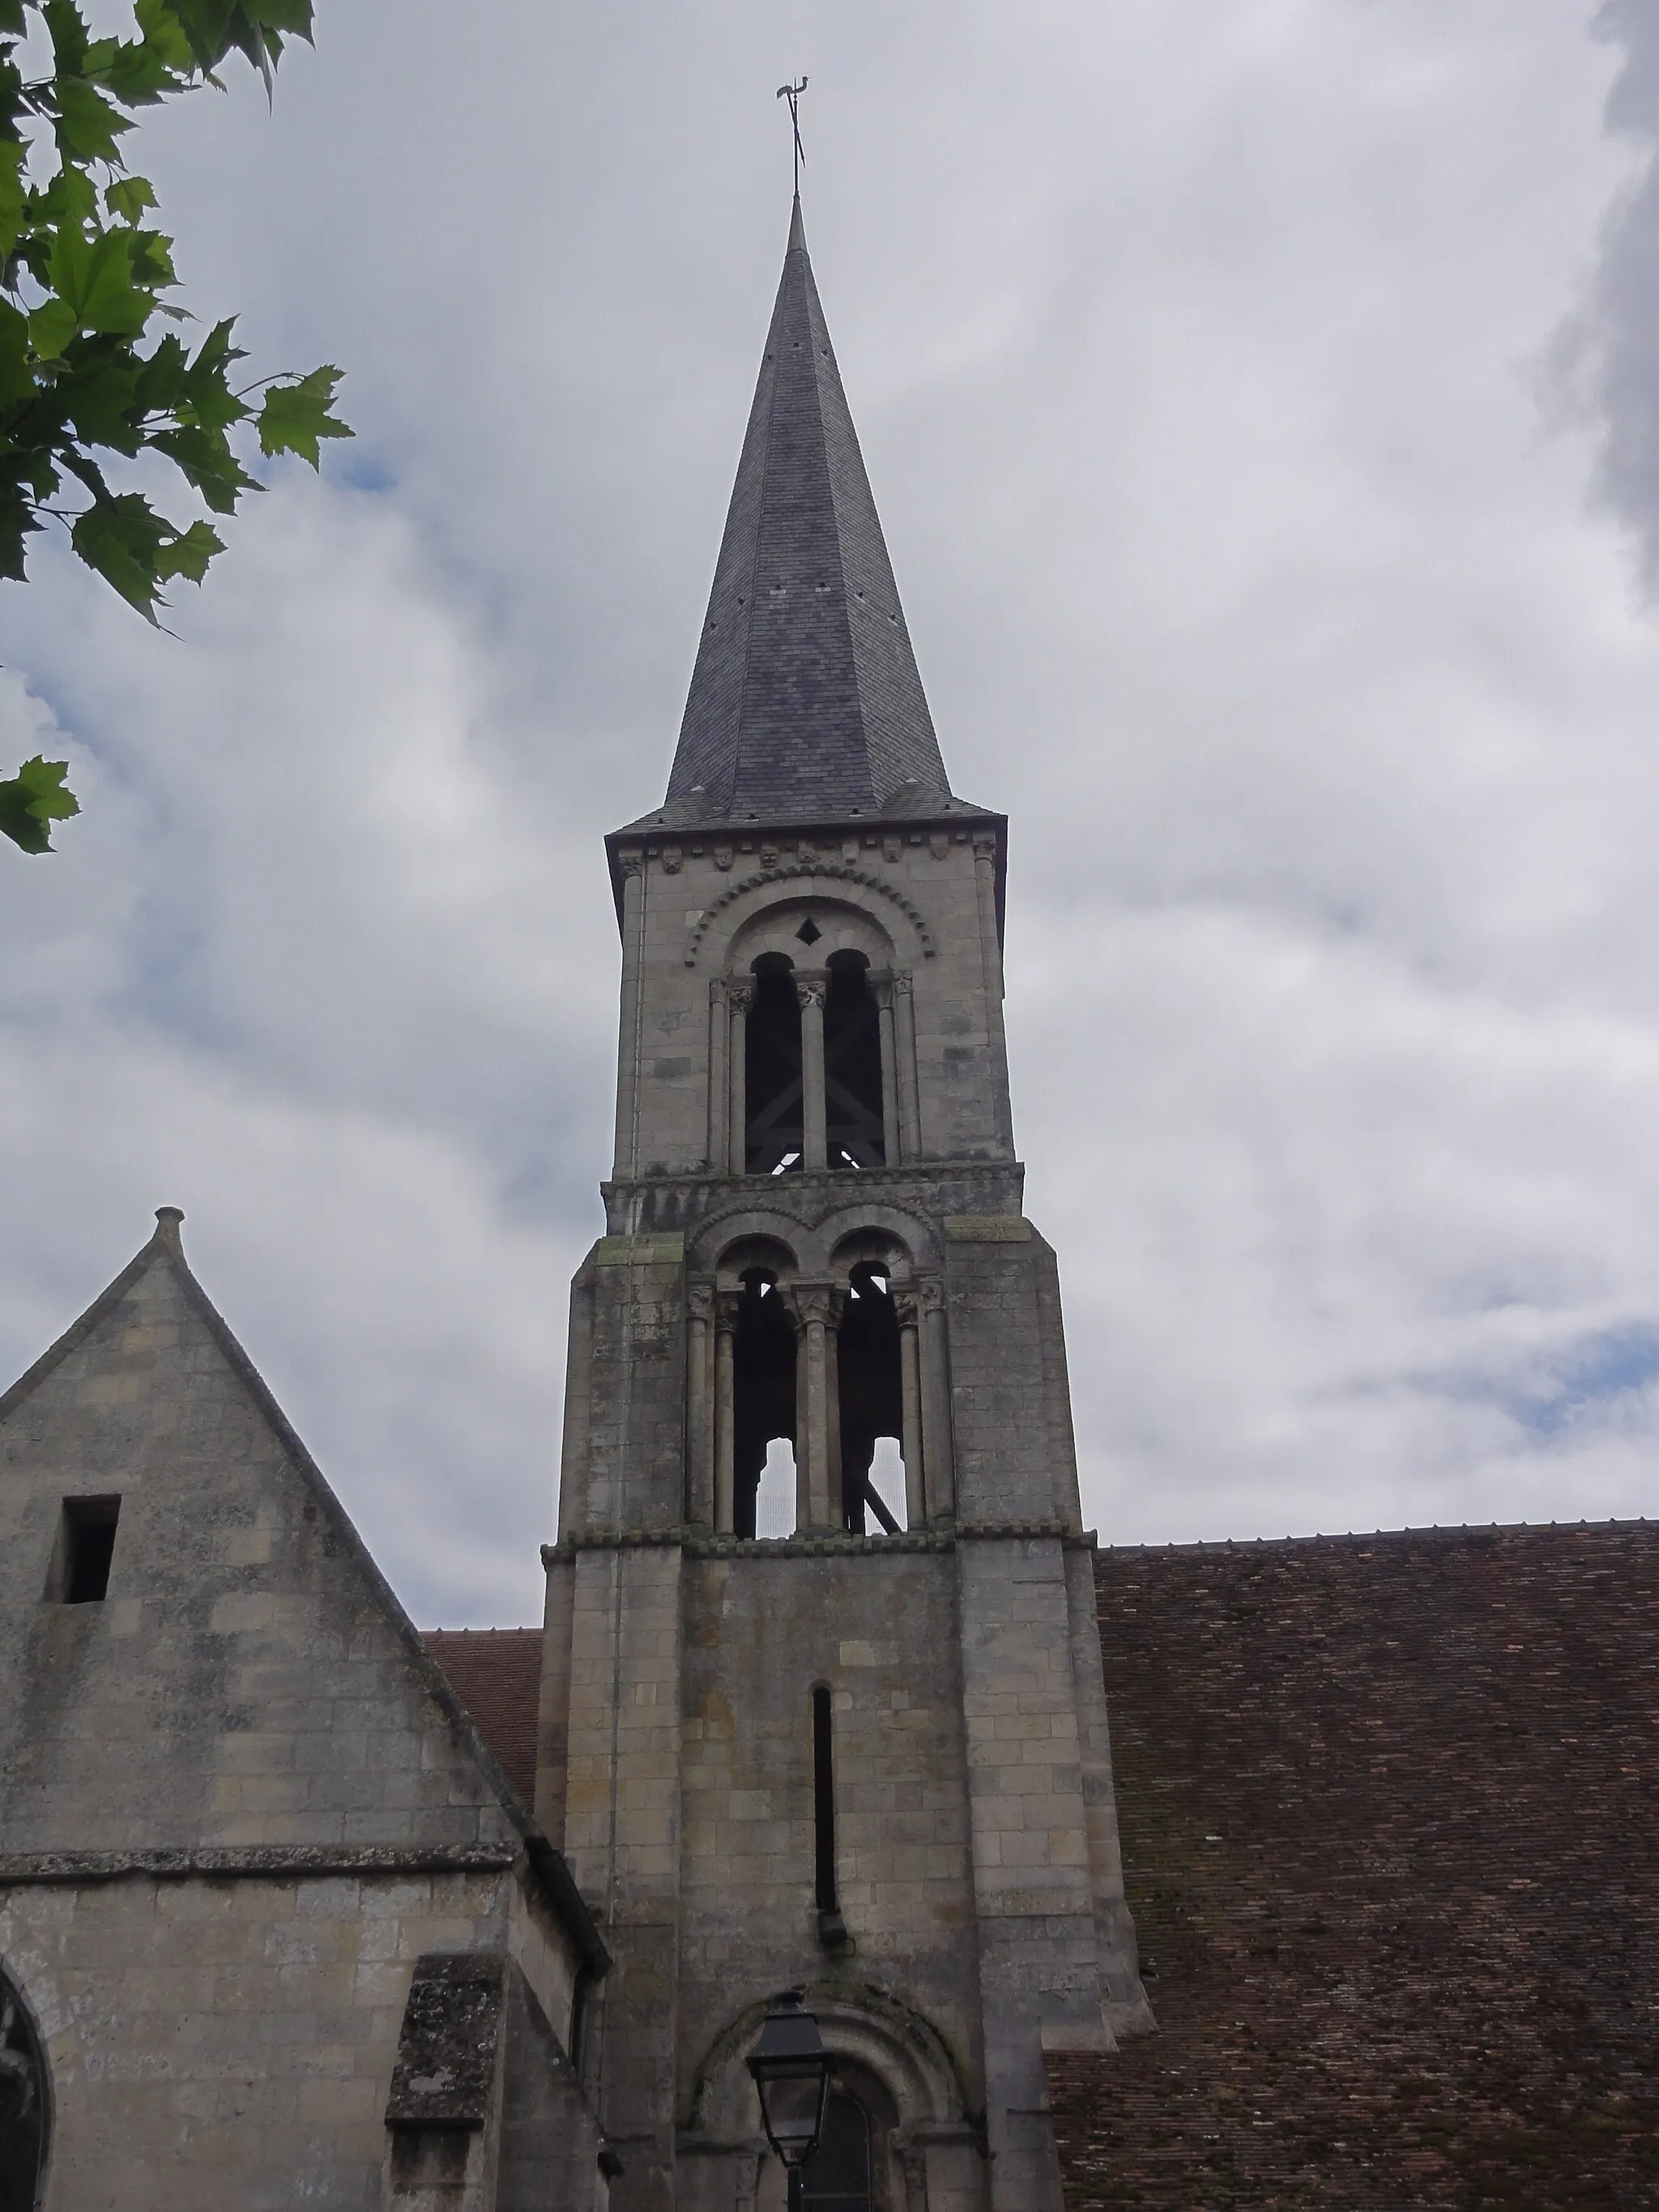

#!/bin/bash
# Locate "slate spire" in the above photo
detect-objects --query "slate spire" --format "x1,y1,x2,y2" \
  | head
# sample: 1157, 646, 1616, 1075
665, 197, 953, 824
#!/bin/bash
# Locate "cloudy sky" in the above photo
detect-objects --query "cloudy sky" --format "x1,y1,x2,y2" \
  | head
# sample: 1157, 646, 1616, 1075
5, 0, 1659, 1624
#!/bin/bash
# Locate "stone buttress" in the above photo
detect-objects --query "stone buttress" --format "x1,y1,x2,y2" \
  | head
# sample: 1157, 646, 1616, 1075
537, 198, 1152, 2212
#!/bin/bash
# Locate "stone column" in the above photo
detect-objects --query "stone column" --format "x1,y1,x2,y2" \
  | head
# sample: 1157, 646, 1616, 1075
892, 970, 921, 1161
872, 972, 902, 1166
973, 833, 1015, 1153
797, 974, 828, 1170
919, 1276, 955, 1520
612, 851, 646, 1179
706, 978, 728, 1174
785, 1281, 842, 1529
713, 1289, 741, 1534
893, 1286, 927, 1529
727, 980, 753, 1176
685, 1279, 715, 1530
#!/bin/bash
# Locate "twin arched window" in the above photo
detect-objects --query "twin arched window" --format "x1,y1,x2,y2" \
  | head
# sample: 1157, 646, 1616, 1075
727, 1260, 905, 1539
744, 950, 886, 1174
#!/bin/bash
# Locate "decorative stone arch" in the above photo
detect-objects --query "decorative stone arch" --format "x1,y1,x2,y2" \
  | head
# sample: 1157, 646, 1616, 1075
727, 895, 895, 976
686, 1984, 970, 2147
813, 1204, 941, 1279
688, 863, 935, 971
0, 1958, 50, 2212
692, 1214, 806, 1281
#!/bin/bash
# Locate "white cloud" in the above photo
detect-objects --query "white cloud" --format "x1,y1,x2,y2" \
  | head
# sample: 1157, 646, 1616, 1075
6, 0, 1659, 1619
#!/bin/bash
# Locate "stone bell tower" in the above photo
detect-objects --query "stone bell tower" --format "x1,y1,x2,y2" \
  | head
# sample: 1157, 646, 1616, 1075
535, 197, 1150, 2212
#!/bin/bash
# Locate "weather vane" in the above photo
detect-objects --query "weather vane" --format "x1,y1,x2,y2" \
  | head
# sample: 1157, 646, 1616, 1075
777, 76, 808, 198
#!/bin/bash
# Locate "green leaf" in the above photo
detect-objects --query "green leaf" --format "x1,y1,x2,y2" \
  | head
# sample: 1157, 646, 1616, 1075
0, 756, 79, 855
42, 0, 91, 75
35, 160, 97, 229
190, 316, 245, 378
133, 0, 194, 74
90, 36, 179, 107
164, 0, 241, 71
176, 314, 249, 432
105, 173, 158, 224
62, 350, 142, 448
46, 224, 151, 339
0, 297, 30, 409
0, 140, 23, 262
28, 296, 76, 360
155, 420, 258, 511
70, 489, 171, 617
157, 514, 221, 581
257, 364, 349, 467
0, 478, 40, 579
52, 76, 133, 163
0, 1, 28, 39
127, 228, 177, 289
132, 327, 189, 409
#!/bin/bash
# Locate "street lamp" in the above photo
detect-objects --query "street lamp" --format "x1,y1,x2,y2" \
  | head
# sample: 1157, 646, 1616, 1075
746, 1989, 833, 2212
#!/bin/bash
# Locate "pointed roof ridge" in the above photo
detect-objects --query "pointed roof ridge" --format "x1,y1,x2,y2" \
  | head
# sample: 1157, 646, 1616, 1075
0, 1208, 608, 1970
662, 198, 953, 825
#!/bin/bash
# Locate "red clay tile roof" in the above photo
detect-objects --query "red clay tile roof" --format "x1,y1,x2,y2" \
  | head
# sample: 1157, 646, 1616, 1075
1051, 1524, 1659, 2208
423, 1628, 542, 1809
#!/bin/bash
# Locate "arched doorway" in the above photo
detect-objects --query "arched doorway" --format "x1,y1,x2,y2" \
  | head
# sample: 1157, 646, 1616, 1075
800, 2090, 873, 2212
0, 1965, 48, 2212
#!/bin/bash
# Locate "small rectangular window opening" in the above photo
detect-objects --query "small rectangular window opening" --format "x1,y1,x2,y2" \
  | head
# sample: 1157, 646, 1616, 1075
50, 1496, 121, 1604
812, 1685, 838, 1913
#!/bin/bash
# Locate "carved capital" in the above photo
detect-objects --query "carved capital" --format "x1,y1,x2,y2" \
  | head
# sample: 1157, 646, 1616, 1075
795, 977, 827, 1012
709, 975, 728, 1007
971, 830, 997, 859
889, 969, 915, 999
714, 1289, 745, 1333
686, 1278, 716, 1325
891, 1287, 920, 1331
918, 1276, 948, 1318
781, 1279, 843, 1332
726, 979, 755, 1016
616, 848, 645, 880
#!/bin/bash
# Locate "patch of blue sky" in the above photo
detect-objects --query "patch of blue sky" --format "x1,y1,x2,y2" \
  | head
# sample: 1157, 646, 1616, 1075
1519, 1326, 1659, 1438
337, 453, 398, 496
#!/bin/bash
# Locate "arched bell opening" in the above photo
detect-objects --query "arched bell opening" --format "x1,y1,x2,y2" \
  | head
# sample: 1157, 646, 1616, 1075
825, 951, 885, 1169
732, 1267, 799, 1539
0, 1963, 49, 2212
836, 1263, 906, 1533
746, 953, 804, 1174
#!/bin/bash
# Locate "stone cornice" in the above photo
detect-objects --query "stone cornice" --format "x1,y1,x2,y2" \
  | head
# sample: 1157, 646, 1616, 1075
542, 1519, 1094, 1564
0, 1843, 520, 1885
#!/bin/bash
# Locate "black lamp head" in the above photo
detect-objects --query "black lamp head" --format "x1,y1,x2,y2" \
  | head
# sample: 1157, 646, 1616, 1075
745, 1990, 833, 2171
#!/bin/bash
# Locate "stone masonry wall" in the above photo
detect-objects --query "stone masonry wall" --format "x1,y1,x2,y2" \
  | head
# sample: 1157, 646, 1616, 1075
0, 1868, 508, 2212
676, 1545, 979, 2109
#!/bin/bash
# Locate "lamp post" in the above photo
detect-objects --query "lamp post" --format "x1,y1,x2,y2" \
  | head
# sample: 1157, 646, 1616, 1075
745, 1989, 833, 2212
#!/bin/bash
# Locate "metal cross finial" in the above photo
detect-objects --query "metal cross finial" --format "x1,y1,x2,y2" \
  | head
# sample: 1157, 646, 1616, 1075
777, 77, 808, 198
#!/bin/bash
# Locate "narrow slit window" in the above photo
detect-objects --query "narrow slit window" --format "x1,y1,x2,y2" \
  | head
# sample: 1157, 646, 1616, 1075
812, 1685, 838, 1915
50, 1496, 120, 1605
